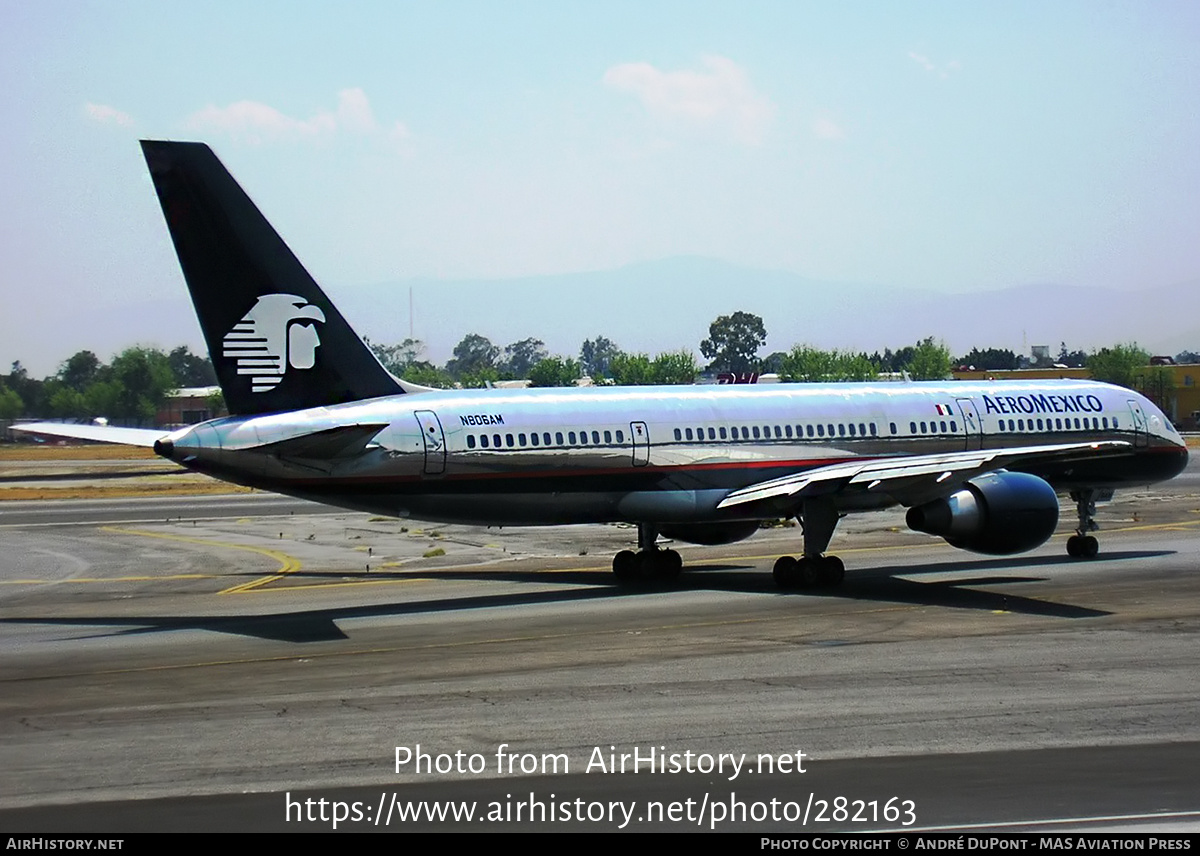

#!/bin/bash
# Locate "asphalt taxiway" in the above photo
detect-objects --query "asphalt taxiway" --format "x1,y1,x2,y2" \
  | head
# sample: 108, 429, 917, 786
1, 458, 1198, 831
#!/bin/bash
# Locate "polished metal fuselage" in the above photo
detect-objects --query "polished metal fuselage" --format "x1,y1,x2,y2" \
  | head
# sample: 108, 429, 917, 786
159, 379, 1188, 525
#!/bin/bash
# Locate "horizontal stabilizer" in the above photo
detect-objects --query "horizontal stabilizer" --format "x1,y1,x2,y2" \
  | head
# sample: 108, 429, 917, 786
718, 440, 1134, 510
12, 422, 167, 448
255, 423, 389, 460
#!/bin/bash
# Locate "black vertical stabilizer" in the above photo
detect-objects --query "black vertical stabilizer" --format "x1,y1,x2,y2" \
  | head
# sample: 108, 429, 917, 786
140, 140, 401, 416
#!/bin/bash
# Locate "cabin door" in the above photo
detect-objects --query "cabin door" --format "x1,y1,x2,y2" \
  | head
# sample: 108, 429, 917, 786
414, 410, 447, 475
956, 398, 983, 450
630, 421, 650, 467
1126, 400, 1149, 448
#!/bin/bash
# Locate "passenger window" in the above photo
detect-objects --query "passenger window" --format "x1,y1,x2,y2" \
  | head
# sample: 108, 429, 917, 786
719, 427, 727, 439
555, 432, 564, 445
544, 432, 551, 445
592, 431, 600, 444
785, 425, 793, 438
604, 430, 612, 443
530, 433, 539, 446
848, 424, 856, 436
615, 430, 624, 443
674, 428, 682, 441
920, 422, 927, 433
506, 434, 514, 447
818, 424, 825, 437
870, 423, 877, 436
569, 431, 577, 444
838, 424, 846, 436
467, 435, 476, 449
940, 421, 947, 433
708, 427, 716, 440
481, 435, 489, 448
949, 421, 956, 432
742, 427, 750, 440
1102, 417, 1109, 429
685, 428, 693, 441
752, 426, 761, 439
807, 425, 814, 438
493, 434, 502, 447
774, 425, 783, 438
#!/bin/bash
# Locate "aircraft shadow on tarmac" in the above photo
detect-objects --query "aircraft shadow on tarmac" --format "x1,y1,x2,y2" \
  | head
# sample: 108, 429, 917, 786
0, 549, 1171, 642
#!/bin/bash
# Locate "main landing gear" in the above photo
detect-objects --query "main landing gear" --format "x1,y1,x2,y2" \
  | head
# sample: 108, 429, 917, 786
1066, 489, 1100, 559
611, 523, 682, 581
772, 496, 846, 590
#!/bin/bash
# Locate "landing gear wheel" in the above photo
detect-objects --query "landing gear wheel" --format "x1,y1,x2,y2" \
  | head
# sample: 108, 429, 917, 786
773, 555, 800, 589
1066, 534, 1099, 560
613, 550, 638, 580
657, 549, 683, 579
798, 557, 821, 588
818, 555, 845, 588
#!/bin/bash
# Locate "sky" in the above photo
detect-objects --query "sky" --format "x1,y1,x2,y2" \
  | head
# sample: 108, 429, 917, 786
2, 1, 1199, 375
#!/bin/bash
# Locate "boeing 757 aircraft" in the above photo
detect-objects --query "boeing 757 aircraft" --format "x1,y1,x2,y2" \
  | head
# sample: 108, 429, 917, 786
17, 142, 1189, 588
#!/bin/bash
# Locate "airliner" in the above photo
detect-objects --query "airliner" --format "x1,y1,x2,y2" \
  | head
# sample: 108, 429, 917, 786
17, 141, 1190, 588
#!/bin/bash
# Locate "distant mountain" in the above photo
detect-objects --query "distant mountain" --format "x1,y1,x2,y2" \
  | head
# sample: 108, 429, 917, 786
13, 259, 1199, 375
339, 259, 1200, 365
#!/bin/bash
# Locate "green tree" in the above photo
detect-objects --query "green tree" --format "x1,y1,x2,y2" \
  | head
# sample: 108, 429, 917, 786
529, 356, 582, 387
167, 346, 216, 386
59, 350, 103, 392
781, 346, 877, 382
956, 347, 1018, 371
1088, 343, 1149, 389
367, 338, 426, 376
907, 337, 952, 380
700, 311, 766, 373
110, 347, 176, 425
608, 352, 654, 385
580, 336, 621, 378
47, 384, 88, 419
501, 338, 548, 379
0, 384, 23, 420
446, 334, 500, 379
650, 350, 698, 384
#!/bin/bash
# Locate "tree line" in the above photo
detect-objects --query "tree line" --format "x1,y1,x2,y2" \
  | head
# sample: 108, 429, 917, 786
0, 347, 216, 426
1, 311, 1191, 426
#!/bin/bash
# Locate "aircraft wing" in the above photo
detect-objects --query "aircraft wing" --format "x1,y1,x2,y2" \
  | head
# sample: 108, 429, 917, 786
11, 422, 167, 448
717, 440, 1134, 510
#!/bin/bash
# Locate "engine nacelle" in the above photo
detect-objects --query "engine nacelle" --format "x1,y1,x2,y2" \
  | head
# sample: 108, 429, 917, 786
905, 471, 1059, 555
658, 520, 762, 546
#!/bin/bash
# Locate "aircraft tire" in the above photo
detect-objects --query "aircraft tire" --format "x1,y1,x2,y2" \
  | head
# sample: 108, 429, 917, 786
658, 549, 683, 579
1080, 535, 1099, 559
819, 555, 845, 587
798, 557, 822, 589
773, 555, 800, 589
613, 550, 638, 580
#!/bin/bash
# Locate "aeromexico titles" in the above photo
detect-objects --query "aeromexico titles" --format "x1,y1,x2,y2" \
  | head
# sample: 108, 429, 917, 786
17, 142, 1189, 589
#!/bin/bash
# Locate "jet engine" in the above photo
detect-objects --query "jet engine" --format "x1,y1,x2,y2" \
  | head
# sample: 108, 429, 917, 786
658, 520, 762, 546
905, 471, 1059, 555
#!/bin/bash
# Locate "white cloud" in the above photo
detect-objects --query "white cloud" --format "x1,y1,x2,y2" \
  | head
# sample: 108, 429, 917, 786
908, 51, 960, 79
85, 103, 134, 127
603, 55, 776, 145
813, 116, 845, 140
184, 88, 406, 145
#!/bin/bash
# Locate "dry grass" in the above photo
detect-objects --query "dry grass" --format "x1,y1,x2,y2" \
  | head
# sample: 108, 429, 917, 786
0, 481, 255, 501
0, 443, 157, 461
